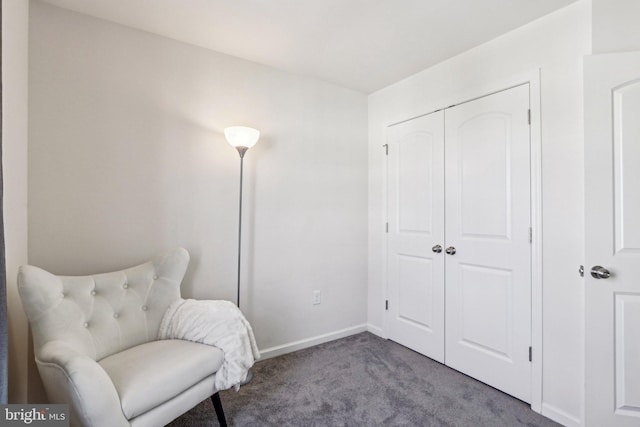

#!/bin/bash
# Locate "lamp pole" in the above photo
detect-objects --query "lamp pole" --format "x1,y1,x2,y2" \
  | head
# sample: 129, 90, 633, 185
235, 146, 248, 308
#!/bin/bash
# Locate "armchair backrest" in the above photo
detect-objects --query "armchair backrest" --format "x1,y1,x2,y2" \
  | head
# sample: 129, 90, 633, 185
18, 248, 189, 361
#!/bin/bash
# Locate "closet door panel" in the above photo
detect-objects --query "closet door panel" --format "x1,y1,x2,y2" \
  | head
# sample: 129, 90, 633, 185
444, 84, 532, 403
386, 111, 445, 362
458, 113, 511, 239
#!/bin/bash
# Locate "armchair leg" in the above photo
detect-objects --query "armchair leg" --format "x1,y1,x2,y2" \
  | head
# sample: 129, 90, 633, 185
211, 392, 228, 427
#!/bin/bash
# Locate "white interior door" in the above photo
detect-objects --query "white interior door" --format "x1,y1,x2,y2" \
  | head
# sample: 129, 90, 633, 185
386, 111, 445, 362
585, 52, 640, 427
444, 84, 532, 403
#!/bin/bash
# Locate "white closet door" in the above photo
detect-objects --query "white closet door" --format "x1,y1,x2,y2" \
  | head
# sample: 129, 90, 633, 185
585, 52, 640, 427
386, 111, 445, 362
444, 84, 532, 402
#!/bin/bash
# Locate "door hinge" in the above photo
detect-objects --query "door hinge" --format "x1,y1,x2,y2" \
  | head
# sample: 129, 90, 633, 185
383, 144, 388, 155
527, 109, 531, 125
385, 300, 389, 310
529, 346, 532, 362
528, 227, 532, 243
385, 222, 389, 233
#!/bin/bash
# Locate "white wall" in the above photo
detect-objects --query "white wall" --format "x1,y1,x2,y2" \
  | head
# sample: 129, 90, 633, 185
2, 0, 30, 403
593, 0, 640, 54
28, 2, 368, 354
368, 2, 590, 426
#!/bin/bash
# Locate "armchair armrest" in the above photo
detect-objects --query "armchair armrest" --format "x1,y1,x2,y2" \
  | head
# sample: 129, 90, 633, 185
37, 341, 129, 427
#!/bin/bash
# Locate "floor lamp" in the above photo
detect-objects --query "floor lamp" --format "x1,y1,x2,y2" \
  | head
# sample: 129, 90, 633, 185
224, 126, 260, 309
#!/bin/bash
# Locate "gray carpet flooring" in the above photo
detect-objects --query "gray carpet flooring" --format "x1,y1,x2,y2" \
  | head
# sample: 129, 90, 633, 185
168, 332, 559, 427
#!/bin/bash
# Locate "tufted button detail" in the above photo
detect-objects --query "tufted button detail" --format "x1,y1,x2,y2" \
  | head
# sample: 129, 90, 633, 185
141, 305, 148, 311
113, 313, 120, 319
122, 283, 129, 289
83, 322, 89, 328
91, 290, 97, 296
153, 275, 159, 280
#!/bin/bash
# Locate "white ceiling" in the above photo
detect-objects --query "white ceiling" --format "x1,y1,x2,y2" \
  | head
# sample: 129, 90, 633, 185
38, 0, 578, 93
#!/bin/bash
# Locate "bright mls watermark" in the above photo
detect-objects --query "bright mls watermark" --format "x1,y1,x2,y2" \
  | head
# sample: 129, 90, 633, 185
0, 405, 68, 426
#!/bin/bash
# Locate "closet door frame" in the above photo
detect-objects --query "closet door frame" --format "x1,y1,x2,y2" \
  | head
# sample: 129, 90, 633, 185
381, 69, 542, 413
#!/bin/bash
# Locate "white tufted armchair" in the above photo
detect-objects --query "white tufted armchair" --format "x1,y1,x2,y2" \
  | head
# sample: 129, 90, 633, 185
17, 248, 228, 427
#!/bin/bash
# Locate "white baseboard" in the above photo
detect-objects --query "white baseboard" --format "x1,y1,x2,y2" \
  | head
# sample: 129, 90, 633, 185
542, 403, 581, 427
258, 324, 368, 360
366, 323, 385, 338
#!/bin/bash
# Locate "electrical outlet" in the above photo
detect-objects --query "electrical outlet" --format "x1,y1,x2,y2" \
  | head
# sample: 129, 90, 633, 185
312, 290, 321, 305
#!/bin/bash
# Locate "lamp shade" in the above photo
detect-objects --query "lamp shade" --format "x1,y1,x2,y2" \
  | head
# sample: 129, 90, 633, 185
224, 126, 260, 149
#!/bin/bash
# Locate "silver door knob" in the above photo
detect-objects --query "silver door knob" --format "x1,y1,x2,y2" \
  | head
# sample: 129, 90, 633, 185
445, 246, 456, 255
432, 245, 442, 253
590, 266, 611, 279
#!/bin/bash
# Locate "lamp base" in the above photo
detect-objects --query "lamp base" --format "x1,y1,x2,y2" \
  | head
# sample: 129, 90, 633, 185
241, 369, 254, 385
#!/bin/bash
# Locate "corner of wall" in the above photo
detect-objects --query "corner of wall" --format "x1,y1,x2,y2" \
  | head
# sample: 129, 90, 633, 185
2, 0, 30, 404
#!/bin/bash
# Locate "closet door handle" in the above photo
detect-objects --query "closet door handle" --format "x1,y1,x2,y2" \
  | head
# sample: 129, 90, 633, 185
590, 265, 611, 279
445, 246, 456, 255
432, 245, 442, 253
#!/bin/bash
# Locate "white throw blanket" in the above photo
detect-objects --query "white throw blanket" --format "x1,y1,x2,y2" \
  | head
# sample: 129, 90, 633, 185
158, 299, 260, 391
